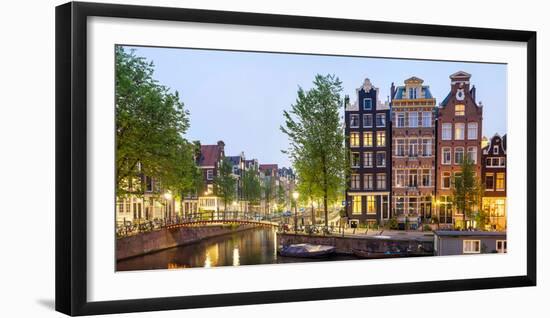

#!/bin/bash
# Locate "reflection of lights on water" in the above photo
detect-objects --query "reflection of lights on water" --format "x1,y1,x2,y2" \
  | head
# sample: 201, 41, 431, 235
204, 254, 212, 268
273, 228, 278, 259
233, 247, 240, 266
204, 244, 219, 268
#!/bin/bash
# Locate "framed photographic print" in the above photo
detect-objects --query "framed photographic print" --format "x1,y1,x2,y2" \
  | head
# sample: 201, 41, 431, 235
55, 1, 537, 316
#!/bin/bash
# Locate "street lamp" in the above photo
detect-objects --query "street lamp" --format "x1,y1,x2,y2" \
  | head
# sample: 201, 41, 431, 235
163, 191, 172, 225
292, 191, 299, 232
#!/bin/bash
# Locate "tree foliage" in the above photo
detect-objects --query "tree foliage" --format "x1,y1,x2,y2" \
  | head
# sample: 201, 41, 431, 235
242, 168, 261, 205
281, 74, 347, 226
115, 46, 200, 197
451, 159, 484, 229
214, 157, 237, 211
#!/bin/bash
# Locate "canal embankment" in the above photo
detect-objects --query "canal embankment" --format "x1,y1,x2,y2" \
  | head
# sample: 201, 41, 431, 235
278, 232, 434, 255
116, 223, 262, 260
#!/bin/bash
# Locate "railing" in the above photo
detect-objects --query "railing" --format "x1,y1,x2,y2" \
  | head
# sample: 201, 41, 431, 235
116, 212, 280, 238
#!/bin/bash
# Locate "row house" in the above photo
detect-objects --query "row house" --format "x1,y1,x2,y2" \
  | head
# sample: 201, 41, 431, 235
481, 134, 507, 230
278, 167, 297, 212
196, 140, 226, 218
259, 164, 279, 214
390, 76, 436, 225
436, 71, 483, 228
116, 165, 175, 225
345, 78, 391, 225
227, 152, 249, 213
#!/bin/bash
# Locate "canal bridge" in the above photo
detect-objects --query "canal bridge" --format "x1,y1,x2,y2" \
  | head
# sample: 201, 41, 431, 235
166, 219, 279, 230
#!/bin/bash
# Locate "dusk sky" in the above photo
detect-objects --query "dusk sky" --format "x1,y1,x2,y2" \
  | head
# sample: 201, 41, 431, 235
121, 45, 507, 168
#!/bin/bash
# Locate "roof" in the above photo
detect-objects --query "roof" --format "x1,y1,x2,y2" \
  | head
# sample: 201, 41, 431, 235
391, 77, 434, 101
434, 231, 506, 237
450, 71, 472, 80
199, 145, 222, 167
259, 164, 278, 172
226, 155, 242, 166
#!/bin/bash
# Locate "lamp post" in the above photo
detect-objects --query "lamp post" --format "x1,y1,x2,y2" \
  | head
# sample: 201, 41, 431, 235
163, 191, 172, 225
292, 191, 299, 233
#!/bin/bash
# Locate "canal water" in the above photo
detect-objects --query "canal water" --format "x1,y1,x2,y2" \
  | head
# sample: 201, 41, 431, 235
117, 228, 356, 271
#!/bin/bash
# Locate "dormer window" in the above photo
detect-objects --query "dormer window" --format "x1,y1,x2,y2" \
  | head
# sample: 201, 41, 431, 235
409, 88, 417, 99
363, 98, 372, 110
493, 145, 499, 154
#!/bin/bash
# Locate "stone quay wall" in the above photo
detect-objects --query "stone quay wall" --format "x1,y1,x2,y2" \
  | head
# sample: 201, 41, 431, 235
117, 224, 260, 260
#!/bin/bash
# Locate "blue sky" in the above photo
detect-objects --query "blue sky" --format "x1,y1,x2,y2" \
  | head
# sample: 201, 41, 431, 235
122, 46, 507, 168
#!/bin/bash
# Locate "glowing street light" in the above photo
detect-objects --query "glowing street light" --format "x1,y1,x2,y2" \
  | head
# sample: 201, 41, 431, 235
292, 191, 299, 232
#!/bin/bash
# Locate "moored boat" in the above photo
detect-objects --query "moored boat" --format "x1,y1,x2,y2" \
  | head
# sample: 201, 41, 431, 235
351, 248, 405, 259
279, 243, 336, 258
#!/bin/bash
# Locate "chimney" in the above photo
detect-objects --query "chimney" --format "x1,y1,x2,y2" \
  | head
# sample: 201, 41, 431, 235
217, 140, 225, 153
390, 82, 396, 101
344, 94, 350, 107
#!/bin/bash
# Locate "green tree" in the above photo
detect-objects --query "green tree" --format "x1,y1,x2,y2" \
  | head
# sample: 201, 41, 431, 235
281, 74, 346, 227
214, 157, 237, 215
451, 159, 484, 229
242, 168, 262, 209
115, 46, 197, 196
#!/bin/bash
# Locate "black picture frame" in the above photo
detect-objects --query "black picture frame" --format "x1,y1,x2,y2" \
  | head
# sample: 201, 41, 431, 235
55, 1, 537, 316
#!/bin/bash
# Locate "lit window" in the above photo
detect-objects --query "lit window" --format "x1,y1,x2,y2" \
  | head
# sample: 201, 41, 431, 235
376, 113, 386, 127
363, 152, 373, 168
364, 174, 373, 190
467, 122, 478, 140
467, 146, 477, 164
349, 114, 359, 128
363, 114, 373, 128
363, 98, 372, 110
363, 132, 373, 147
376, 131, 386, 147
408, 112, 418, 128
496, 173, 505, 191
455, 104, 465, 116
455, 123, 465, 140
463, 240, 481, 254
454, 147, 464, 164
366, 196, 376, 214
442, 123, 452, 140
352, 196, 362, 214
350, 132, 360, 147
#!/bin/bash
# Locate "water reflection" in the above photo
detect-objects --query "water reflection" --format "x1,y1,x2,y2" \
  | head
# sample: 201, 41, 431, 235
117, 228, 355, 271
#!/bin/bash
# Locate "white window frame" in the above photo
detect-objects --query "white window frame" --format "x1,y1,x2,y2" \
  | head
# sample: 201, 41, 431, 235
422, 138, 432, 156
376, 113, 386, 127
496, 240, 507, 253
363, 114, 373, 128
350, 132, 360, 148
467, 146, 477, 164
463, 240, 481, 254
455, 123, 465, 140
396, 170, 406, 188
351, 152, 360, 168
364, 174, 373, 190
454, 147, 465, 164
363, 152, 373, 168
376, 131, 386, 147
349, 114, 359, 128
396, 139, 406, 157
366, 195, 376, 214
442, 147, 451, 165
376, 151, 386, 167
363, 98, 372, 110
363, 132, 373, 147
422, 111, 432, 127
467, 122, 478, 140
206, 169, 214, 180
442, 123, 452, 140
442, 172, 451, 189
408, 112, 418, 128
396, 112, 405, 128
